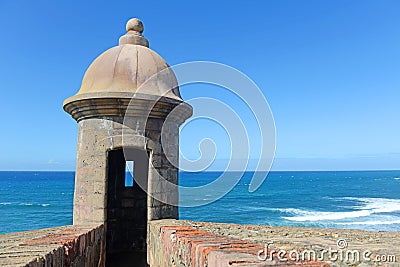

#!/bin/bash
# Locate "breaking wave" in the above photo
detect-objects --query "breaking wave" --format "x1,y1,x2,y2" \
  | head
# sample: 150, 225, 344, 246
276, 197, 400, 222
0, 202, 50, 207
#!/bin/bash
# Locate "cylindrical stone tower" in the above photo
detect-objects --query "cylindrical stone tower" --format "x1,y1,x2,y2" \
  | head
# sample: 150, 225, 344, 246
63, 18, 192, 265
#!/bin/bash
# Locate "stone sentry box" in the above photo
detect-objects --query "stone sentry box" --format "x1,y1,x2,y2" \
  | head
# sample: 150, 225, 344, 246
63, 18, 192, 266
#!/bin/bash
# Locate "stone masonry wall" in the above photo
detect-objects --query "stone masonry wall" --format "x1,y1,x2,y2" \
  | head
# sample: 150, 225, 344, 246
73, 114, 180, 226
0, 224, 104, 267
148, 220, 329, 267
149, 220, 400, 267
2, 219, 399, 266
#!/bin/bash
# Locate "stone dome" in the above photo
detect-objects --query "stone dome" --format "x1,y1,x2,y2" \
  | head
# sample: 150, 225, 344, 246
65, 18, 182, 103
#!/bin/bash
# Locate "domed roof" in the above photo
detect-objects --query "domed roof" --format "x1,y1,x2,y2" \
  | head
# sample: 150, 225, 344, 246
66, 18, 182, 102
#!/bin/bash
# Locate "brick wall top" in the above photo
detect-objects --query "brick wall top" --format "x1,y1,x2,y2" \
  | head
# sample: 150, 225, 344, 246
0, 224, 104, 267
149, 220, 400, 267
149, 220, 331, 266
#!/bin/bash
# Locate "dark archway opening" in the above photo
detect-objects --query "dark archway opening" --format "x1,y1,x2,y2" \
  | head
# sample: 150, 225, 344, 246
106, 148, 149, 267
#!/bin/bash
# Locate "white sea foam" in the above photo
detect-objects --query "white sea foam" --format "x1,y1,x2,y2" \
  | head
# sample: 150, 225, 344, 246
342, 197, 400, 213
394, 178, 400, 180
279, 197, 400, 222
336, 220, 400, 225
8, 202, 51, 207
272, 208, 306, 214
282, 210, 371, 222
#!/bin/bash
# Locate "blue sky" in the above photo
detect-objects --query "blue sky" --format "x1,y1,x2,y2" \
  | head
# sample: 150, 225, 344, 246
0, 0, 399, 171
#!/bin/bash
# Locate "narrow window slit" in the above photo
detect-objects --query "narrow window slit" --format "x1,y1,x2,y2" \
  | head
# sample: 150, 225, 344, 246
125, 161, 134, 187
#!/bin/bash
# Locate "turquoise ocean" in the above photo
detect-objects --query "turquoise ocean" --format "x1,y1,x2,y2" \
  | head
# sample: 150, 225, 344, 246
1, 171, 400, 234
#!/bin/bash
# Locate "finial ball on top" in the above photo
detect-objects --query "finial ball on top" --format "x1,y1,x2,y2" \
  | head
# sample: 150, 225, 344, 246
126, 18, 144, 33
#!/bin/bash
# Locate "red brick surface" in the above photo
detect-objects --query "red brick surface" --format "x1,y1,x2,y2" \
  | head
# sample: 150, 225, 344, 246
155, 223, 330, 266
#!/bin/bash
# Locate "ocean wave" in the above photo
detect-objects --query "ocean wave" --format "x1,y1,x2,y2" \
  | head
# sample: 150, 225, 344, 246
336, 220, 400, 225
342, 197, 400, 213
394, 178, 400, 180
0, 202, 50, 207
282, 209, 371, 222
278, 197, 400, 222
270, 208, 306, 214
